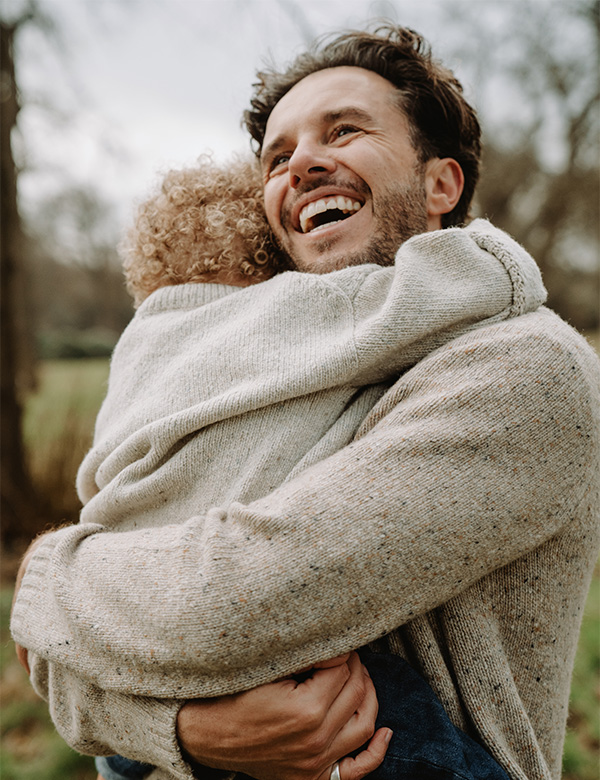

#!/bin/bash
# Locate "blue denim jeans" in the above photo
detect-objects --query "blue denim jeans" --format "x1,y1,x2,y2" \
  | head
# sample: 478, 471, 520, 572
96, 650, 510, 780
357, 650, 509, 779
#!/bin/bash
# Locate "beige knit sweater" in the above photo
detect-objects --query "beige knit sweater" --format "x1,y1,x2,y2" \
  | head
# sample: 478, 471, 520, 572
12, 224, 600, 780
75, 220, 538, 532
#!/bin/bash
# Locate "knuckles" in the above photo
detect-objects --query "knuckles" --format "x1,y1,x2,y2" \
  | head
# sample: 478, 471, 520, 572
357, 717, 376, 745
302, 727, 331, 757
347, 671, 367, 710
300, 701, 329, 734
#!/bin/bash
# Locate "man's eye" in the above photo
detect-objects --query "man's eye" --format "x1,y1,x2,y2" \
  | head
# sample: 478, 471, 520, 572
334, 125, 359, 139
272, 154, 290, 170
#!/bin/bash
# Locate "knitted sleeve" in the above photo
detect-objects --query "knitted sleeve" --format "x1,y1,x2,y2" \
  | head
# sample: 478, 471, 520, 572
343, 219, 547, 382
12, 310, 599, 699
74, 220, 545, 536
11, 308, 600, 775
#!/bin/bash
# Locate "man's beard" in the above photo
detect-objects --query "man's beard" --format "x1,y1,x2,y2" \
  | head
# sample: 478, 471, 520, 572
281, 167, 429, 273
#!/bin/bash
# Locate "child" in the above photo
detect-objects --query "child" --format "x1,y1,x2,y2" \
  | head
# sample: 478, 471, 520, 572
120, 155, 287, 304
73, 156, 542, 780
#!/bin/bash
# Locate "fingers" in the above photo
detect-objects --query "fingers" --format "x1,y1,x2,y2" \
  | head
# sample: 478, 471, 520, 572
338, 728, 393, 780
312, 653, 352, 669
298, 656, 352, 712
178, 655, 386, 780
15, 644, 30, 675
296, 652, 351, 676
322, 653, 373, 735
314, 655, 379, 767
286, 653, 380, 769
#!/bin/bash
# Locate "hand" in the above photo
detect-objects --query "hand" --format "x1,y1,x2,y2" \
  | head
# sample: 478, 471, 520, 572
177, 651, 392, 780
12, 533, 50, 675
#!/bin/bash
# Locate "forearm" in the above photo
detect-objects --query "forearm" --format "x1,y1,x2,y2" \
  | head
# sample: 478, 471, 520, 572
26, 651, 195, 780
12, 311, 597, 698
28, 647, 387, 780
328, 220, 546, 385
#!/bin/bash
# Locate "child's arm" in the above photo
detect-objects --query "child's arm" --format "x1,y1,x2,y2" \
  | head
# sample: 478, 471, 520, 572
337, 219, 546, 384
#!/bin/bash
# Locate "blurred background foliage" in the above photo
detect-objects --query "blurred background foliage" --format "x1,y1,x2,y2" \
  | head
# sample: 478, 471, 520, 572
1, 0, 597, 550
1, 0, 599, 548
0, 0, 598, 777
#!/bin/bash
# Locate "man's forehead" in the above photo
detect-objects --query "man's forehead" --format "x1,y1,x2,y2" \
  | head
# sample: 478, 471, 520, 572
261, 66, 401, 154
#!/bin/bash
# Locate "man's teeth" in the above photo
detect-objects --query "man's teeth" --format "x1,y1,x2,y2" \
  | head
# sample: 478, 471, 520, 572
299, 196, 362, 234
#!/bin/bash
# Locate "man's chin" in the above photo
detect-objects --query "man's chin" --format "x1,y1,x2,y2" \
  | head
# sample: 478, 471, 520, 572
289, 251, 364, 274
279, 167, 430, 274
286, 239, 397, 274
289, 240, 398, 274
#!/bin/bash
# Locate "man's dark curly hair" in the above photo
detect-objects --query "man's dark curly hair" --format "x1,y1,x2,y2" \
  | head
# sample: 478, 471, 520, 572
243, 24, 481, 227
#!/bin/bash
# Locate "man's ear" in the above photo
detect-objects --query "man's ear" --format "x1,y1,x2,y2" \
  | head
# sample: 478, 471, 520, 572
425, 158, 464, 230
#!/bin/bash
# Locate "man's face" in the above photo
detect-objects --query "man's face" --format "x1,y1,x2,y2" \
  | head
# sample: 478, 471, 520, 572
261, 66, 431, 273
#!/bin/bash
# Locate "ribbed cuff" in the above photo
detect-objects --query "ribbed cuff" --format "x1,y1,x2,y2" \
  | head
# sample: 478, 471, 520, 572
102, 696, 197, 780
10, 523, 103, 653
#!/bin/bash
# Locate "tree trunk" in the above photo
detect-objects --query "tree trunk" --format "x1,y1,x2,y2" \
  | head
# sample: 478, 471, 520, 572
1, 19, 43, 555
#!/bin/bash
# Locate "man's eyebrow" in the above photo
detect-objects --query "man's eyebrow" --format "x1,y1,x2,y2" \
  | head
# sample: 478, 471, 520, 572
260, 135, 286, 167
260, 107, 375, 166
322, 107, 375, 125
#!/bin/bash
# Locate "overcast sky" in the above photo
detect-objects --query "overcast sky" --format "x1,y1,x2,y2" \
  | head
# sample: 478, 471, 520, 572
5, 0, 472, 220
4, 0, 593, 231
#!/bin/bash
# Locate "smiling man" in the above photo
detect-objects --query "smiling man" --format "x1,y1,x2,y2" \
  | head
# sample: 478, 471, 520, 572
260, 67, 441, 273
11, 24, 600, 780
259, 74, 464, 275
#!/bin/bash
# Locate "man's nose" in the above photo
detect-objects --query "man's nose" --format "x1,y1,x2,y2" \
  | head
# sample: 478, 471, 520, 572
288, 140, 336, 189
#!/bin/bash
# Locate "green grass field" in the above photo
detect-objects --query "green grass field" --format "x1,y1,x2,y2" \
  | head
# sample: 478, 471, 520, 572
2, 359, 108, 779
1, 588, 97, 779
2, 357, 599, 778
21, 358, 111, 526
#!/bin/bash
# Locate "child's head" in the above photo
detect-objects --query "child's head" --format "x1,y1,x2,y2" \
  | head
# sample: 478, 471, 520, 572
120, 155, 286, 307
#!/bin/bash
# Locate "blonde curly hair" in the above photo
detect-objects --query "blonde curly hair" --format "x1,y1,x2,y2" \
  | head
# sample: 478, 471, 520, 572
120, 155, 286, 307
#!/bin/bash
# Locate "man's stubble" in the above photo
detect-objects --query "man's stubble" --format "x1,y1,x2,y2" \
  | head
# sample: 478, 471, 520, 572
278, 166, 429, 273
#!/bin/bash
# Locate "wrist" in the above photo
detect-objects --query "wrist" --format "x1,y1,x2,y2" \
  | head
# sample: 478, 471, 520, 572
176, 703, 235, 780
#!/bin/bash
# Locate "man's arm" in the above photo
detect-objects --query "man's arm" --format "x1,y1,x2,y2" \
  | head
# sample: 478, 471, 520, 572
22, 644, 389, 780
12, 309, 599, 699
175, 651, 392, 780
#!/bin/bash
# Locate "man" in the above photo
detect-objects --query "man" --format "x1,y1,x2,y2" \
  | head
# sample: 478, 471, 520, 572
12, 24, 600, 780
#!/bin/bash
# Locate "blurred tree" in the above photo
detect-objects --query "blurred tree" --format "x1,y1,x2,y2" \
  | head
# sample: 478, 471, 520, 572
1, 7, 46, 553
27, 186, 133, 339
443, 0, 599, 329
1, 1, 133, 553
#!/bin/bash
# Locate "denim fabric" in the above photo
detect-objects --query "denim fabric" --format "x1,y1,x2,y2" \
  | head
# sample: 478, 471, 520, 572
95, 755, 154, 780
360, 650, 509, 780
96, 651, 510, 780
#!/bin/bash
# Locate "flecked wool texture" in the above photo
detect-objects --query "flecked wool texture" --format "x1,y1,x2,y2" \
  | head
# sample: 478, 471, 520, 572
11, 222, 600, 780
75, 221, 536, 531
